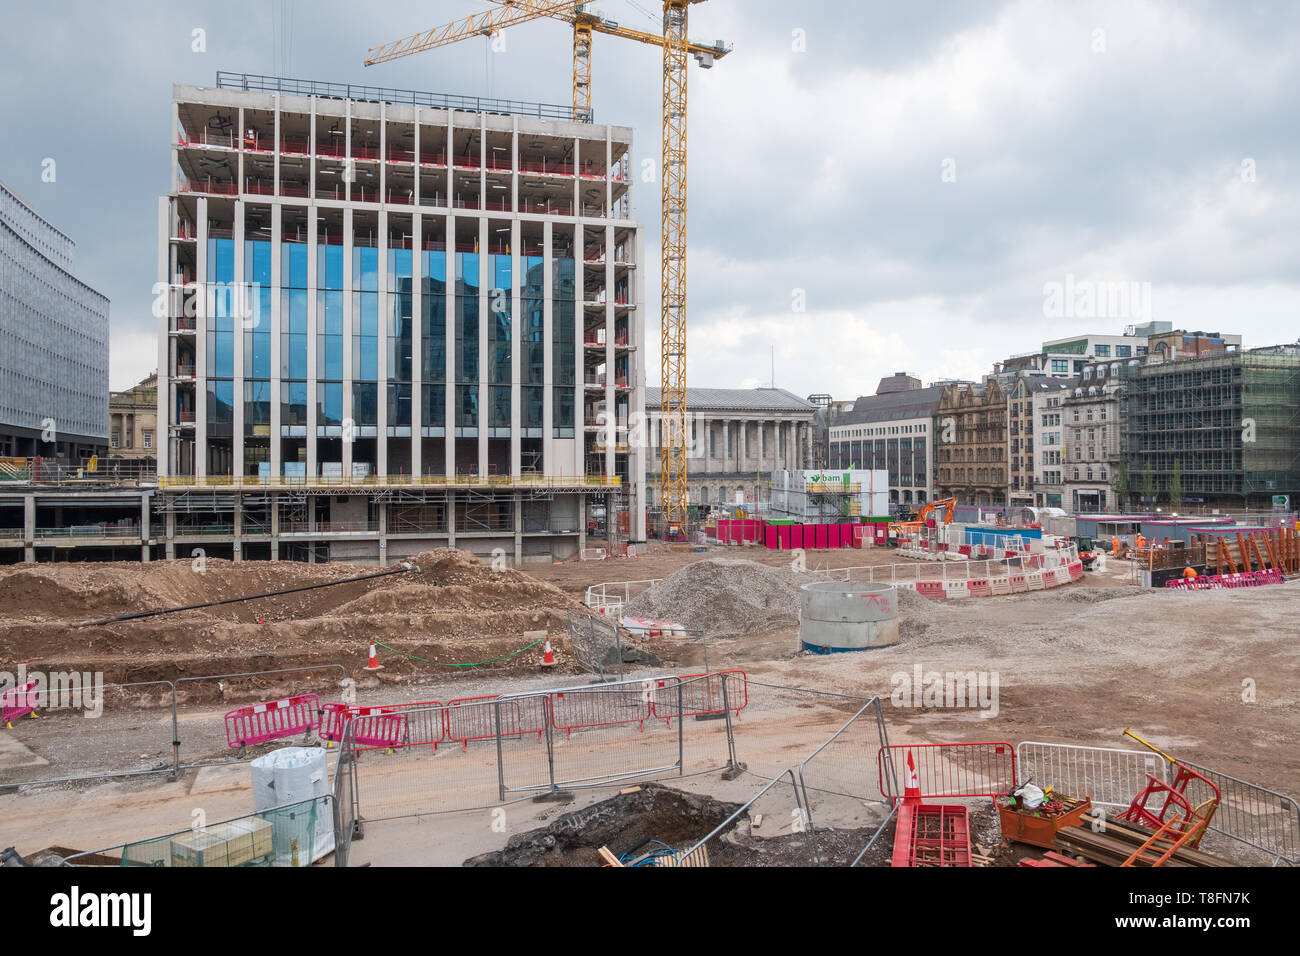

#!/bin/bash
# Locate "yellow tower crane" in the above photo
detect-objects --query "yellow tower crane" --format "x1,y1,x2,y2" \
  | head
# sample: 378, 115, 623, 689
364, 2, 731, 527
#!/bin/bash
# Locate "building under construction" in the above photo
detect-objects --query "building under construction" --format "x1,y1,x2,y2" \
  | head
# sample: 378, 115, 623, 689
153, 74, 646, 564
1120, 346, 1300, 510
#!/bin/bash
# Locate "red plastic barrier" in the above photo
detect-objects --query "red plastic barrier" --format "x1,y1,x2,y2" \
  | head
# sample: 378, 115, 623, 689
967, 578, 992, 597
650, 670, 748, 724
891, 802, 972, 868
550, 683, 650, 738
853, 525, 866, 547
878, 742, 1016, 801
447, 694, 547, 749
351, 708, 408, 750
730, 521, 743, 545
958, 545, 972, 557
1, 681, 39, 724
318, 702, 350, 744
1008, 574, 1028, 593
224, 693, 321, 749
765, 525, 779, 549
915, 581, 946, 599
815, 525, 828, 549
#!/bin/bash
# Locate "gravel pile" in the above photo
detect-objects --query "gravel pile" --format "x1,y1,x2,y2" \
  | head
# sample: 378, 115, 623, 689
622, 558, 805, 638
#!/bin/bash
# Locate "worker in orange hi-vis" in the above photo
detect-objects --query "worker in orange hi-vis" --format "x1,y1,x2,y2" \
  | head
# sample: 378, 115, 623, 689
1136, 533, 1147, 550
1182, 565, 1198, 580
1111, 535, 1119, 556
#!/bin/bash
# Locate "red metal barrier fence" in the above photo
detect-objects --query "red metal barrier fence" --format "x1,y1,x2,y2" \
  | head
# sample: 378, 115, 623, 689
224, 694, 321, 748
877, 742, 1017, 802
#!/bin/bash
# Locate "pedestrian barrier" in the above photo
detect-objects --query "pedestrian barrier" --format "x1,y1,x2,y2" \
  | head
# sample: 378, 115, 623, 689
549, 683, 650, 737
944, 580, 971, 598
446, 694, 547, 749
651, 670, 747, 724
915, 581, 946, 599
1026, 572, 1045, 591
1, 681, 39, 726
351, 708, 408, 750
966, 578, 992, 597
318, 701, 350, 744
877, 742, 1016, 801
989, 577, 1011, 596
224, 693, 321, 749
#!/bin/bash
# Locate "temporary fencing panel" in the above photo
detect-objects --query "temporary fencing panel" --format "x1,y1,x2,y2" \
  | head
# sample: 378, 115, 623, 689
1181, 759, 1300, 865
549, 684, 651, 737
224, 694, 321, 749
651, 670, 748, 723
778, 525, 791, 550
878, 742, 1016, 801
791, 524, 803, 549
766, 525, 779, 549
829, 524, 841, 549
447, 694, 547, 748
815, 525, 828, 549
1016, 742, 1166, 812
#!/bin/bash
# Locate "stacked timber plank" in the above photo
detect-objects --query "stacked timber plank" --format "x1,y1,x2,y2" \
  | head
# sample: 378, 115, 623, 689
1053, 821, 1236, 867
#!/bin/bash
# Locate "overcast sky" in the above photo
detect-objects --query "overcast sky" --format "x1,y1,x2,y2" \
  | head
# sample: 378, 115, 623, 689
2, 0, 1296, 395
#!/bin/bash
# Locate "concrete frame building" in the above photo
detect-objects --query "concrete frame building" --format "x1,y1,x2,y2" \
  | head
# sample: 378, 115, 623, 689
1, 179, 110, 461
155, 74, 645, 564
645, 386, 814, 510
828, 374, 943, 508
1120, 345, 1300, 511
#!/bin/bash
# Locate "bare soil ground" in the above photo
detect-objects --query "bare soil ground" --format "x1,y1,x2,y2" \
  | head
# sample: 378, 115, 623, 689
0, 542, 1295, 865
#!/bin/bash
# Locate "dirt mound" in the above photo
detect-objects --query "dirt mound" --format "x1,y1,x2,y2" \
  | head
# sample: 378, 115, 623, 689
0, 549, 585, 685
623, 558, 804, 639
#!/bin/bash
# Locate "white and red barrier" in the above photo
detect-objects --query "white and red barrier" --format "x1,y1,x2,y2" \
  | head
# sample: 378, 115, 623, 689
224, 693, 321, 749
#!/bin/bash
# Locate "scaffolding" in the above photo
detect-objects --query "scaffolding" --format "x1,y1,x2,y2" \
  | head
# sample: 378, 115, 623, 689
1121, 349, 1300, 508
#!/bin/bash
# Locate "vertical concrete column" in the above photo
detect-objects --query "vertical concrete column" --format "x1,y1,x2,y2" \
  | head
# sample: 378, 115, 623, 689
378, 501, 388, 568
270, 495, 280, 561
514, 492, 523, 565
574, 496, 585, 556
722, 420, 730, 476
23, 494, 35, 563
165, 506, 176, 560
447, 493, 456, 548
141, 495, 151, 563
233, 496, 243, 563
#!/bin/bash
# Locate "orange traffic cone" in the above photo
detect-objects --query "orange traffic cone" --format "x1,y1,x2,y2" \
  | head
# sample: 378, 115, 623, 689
540, 637, 557, 668
364, 640, 384, 672
903, 751, 922, 805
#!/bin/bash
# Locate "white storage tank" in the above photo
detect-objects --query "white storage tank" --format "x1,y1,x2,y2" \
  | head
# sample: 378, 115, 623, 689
799, 582, 900, 653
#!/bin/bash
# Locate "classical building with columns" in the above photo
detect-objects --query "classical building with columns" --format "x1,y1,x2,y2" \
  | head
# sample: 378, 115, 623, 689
154, 75, 646, 565
645, 387, 815, 510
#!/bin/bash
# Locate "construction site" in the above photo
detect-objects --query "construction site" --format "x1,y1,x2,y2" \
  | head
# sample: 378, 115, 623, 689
1, 500, 1298, 871
0, 6, 1297, 921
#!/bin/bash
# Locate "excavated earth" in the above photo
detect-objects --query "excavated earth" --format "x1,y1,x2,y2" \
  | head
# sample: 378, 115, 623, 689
0, 550, 587, 703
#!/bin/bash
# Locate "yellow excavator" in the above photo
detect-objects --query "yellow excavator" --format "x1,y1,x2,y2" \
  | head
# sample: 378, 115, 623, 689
888, 497, 956, 546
